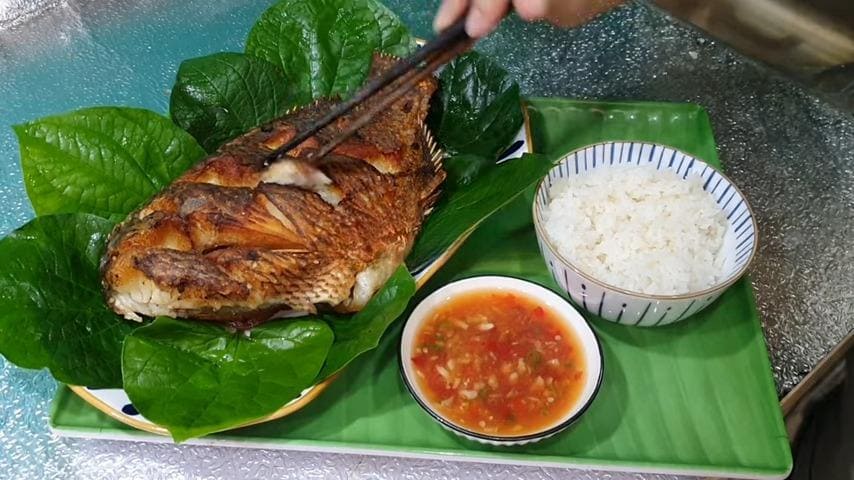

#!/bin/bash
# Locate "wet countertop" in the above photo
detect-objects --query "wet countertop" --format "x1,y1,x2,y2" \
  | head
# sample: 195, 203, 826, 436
1, 0, 852, 478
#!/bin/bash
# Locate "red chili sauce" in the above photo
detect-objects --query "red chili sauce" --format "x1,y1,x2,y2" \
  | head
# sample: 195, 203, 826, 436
411, 290, 586, 436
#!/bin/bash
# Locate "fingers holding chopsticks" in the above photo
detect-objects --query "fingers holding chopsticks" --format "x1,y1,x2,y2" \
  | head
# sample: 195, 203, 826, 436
433, 0, 469, 34
434, 0, 514, 38
466, 0, 513, 38
434, 0, 624, 37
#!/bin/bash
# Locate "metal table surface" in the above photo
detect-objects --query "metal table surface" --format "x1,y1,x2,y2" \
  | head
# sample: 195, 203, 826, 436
0, 0, 851, 478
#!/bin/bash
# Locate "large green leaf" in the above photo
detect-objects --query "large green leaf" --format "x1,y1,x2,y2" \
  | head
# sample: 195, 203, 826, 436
14, 107, 205, 222
366, 0, 416, 57
407, 153, 554, 272
170, 52, 298, 152
122, 317, 333, 441
0, 214, 135, 388
429, 51, 524, 159
443, 153, 495, 190
317, 266, 416, 380
245, 0, 381, 105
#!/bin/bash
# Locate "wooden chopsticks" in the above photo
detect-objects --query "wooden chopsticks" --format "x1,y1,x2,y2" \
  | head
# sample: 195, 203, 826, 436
264, 17, 474, 165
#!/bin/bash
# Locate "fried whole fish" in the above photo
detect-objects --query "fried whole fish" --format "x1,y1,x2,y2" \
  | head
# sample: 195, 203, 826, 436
101, 55, 444, 326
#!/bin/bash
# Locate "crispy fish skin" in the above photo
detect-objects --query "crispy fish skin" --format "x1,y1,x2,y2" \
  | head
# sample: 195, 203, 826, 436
101, 55, 443, 327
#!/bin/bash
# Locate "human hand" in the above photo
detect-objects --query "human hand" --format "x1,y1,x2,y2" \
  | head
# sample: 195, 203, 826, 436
434, 0, 624, 38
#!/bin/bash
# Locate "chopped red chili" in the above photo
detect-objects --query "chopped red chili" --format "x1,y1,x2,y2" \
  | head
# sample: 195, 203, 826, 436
411, 290, 586, 436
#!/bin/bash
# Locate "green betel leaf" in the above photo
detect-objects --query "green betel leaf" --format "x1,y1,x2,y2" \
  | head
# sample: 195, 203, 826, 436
429, 51, 524, 159
366, 0, 416, 57
318, 266, 416, 380
170, 52, 298, 152
14, 107, 205, 221
246, 0, 381, 105
122, 317, 333, 441
407, 153, 555, 272
443, 153, 496, 190
0, 214, 135, 388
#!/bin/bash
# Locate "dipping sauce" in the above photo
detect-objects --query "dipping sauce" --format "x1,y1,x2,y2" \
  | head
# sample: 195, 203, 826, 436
410, 290, 586, 437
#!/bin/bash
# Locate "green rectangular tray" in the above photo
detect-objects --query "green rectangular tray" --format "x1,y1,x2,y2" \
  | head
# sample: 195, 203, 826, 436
51, 98, 792, 479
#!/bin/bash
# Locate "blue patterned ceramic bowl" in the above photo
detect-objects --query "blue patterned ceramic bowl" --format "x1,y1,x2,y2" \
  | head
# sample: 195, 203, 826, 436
533, 142, 758, 326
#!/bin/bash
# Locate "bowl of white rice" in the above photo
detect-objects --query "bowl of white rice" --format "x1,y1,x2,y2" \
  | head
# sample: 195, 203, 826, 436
533, 141, 757, 326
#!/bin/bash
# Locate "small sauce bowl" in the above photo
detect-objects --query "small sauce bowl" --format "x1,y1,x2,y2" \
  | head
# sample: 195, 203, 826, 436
399, 276, 603, 446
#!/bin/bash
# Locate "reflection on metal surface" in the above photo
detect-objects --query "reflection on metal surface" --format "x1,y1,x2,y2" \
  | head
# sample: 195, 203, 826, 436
0, 0, 62, 29
782, 331, 853, 417
650, 0, 854, 111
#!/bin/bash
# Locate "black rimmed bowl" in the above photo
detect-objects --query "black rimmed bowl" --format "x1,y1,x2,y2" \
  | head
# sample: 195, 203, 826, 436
399, 276, 603, 446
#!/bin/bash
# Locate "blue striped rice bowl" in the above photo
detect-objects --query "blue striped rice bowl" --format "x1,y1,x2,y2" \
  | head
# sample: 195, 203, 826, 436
532, 141, 758, 327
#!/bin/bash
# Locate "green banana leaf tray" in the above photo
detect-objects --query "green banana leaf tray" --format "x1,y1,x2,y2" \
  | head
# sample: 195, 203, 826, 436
51, 98, 792, 479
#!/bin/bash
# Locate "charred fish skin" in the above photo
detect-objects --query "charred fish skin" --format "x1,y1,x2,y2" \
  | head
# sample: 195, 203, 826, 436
101, 55, 444, 327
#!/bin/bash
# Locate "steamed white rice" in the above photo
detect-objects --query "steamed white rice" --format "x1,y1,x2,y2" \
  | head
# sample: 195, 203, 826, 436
542, 164, 728, 295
